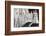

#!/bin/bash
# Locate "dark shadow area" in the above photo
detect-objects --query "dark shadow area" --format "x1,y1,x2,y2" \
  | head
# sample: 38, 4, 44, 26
22, 22, 32, 27
22, 22, 39, 27
31, 23, 39, 27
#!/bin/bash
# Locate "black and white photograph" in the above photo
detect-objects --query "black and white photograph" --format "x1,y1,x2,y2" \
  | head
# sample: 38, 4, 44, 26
14, 8, 39, 27
11, 5, 43, 31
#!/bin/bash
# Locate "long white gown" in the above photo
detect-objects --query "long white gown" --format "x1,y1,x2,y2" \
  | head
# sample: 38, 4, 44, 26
33, 10, 39, 23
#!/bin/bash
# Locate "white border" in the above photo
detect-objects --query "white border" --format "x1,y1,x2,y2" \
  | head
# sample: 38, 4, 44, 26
11, 5, 42, 31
